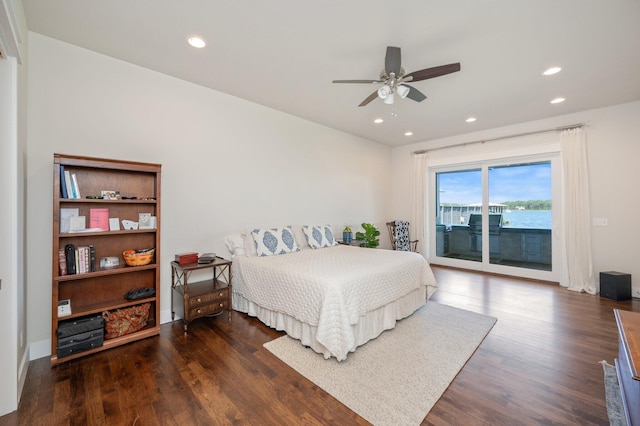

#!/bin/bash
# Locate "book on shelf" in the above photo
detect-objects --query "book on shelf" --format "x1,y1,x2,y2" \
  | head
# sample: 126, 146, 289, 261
89, 208, 109, 231
58, 248, 67, 276
64, 170, 74, 199
71, 173, 81, 199
60, 165, 69, 199
89, 245, 96, 272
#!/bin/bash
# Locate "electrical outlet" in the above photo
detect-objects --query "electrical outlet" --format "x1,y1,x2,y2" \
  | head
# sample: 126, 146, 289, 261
592, 218, 608, 226
635, 289, 640, 298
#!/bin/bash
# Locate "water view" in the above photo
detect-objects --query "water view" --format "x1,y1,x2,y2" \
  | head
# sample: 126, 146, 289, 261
502, 210, 551, 229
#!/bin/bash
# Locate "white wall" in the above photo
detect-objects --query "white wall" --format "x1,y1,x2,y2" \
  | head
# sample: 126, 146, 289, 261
25, 33, 392, 358
391, 101, 640, 295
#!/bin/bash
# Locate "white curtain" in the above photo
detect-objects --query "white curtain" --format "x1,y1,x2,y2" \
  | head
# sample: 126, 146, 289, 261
410, 152, 428, 257
560, 128, 597, 294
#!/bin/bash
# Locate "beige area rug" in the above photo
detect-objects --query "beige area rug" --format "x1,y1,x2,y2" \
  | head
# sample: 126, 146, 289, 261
264, 302, 497, 426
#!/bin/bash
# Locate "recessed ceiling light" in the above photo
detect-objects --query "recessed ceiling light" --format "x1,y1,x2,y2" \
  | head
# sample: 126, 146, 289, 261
543, 67, 562, 76
187, 36, 206, 48
374, 118, 384, 124
404, 131, 413, 136
550, 97, 565, 104
466, 117, 477, 123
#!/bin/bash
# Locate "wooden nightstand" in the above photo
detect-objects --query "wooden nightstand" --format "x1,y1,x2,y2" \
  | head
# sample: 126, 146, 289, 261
170, 257, 232, 333
337, 239, 365, 246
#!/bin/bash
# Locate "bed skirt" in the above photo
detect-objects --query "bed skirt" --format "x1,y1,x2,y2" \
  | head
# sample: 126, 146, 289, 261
233, 285, 428, 360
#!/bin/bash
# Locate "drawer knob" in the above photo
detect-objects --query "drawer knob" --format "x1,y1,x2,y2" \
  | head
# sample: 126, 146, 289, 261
196, 309, 201, 314
219, 303, 223, 307
218, 292, 224, 297
196, 297, 202, 303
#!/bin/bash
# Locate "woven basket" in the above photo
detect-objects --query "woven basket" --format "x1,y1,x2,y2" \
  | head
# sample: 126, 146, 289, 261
122, 248, 155, 266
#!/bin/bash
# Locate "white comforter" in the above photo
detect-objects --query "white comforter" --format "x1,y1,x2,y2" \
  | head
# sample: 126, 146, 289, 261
232, 245, 437, 360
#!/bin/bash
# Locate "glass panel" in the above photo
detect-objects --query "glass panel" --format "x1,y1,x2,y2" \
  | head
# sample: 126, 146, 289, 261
488, 162, 552, 271
435, 169, 482, 262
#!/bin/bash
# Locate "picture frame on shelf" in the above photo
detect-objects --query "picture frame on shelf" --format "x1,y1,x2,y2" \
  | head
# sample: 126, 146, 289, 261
138, 213, 153, 229
101, 190, 120, 200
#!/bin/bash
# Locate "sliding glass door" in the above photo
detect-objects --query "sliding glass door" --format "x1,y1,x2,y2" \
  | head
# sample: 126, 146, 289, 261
431, 155, 559, 281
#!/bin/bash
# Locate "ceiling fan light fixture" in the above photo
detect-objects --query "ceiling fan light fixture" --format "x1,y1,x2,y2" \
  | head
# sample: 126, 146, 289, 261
377, 85, 391, 99
383, 93, 395, 104
396, 84, 410, 99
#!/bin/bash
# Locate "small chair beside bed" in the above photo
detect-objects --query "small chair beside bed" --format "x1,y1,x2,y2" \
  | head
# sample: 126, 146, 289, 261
225, 225, 437, 361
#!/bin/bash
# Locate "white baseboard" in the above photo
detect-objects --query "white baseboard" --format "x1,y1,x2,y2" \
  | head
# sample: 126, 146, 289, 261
28, 338, 50, 361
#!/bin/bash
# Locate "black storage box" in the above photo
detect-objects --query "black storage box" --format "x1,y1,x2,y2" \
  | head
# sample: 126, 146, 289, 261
600, 271, 632, 301
56, 314, 105, 358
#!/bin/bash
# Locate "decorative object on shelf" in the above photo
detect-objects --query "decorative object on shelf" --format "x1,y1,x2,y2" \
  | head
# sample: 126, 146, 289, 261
101, 190, 120, 200
89, 208, 109, 231
109, 217, 120, 231
102, 303, 151, 339
124, 287, 156, 300
121, 219, 138, 230
355, 223, 380, 248
342, 226, 353, 243
99, 256, 120, 269
123, 248, 155, 266
138, 212, 153, 229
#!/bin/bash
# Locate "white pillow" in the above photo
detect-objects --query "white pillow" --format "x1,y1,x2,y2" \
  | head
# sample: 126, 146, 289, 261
251, 226, 300, 256
224, 234, 246, 257
302, 225, 338, 249
292, 226, 310, 250
243, 231, 258, 257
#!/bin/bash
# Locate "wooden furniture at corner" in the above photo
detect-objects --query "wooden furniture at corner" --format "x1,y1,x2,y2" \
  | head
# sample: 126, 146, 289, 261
51, 154, 161, 366
337, 239, 365, 247
170, 257, 232, 333
614, 309, 640, 426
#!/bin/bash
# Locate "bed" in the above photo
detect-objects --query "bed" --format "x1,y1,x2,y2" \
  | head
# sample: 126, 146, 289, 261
227, 226, 438, 361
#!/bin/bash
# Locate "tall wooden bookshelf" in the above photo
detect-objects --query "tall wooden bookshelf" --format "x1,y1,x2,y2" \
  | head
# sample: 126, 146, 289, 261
51, 154, 161, 366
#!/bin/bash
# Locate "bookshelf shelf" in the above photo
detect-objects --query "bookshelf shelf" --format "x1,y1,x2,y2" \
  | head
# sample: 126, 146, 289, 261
51, 153, 162, 366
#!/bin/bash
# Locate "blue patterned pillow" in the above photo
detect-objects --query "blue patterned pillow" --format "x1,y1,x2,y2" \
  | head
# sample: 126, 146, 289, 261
251, 226, 300, 256
302, 225, 338, 249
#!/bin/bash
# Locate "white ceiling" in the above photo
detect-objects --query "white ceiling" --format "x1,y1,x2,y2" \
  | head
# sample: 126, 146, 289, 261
21, 0, 640, 147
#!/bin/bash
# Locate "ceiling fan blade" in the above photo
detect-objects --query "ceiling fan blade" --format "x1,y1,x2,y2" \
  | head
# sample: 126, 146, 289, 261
332, 79, 383, 84
385, 46, 401, 76
405, 63, 461, 82
358, 91, 379, 107
404, 84, 427, 102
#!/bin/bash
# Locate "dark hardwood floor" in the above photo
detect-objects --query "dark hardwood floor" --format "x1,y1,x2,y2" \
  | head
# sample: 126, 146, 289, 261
2, 266, 638, 425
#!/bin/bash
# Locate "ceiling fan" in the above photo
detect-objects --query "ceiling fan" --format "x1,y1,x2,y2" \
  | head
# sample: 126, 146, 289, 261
332, 46, 461, 107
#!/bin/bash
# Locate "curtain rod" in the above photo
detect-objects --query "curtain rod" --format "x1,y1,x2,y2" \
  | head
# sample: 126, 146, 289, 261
412, 122, 585, 155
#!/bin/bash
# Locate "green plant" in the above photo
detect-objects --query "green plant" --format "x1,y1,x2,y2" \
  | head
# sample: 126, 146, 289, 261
355, 223, 380, 248
343, 225, 352, 232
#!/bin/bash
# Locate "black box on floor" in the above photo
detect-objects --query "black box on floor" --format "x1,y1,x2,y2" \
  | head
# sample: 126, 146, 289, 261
599, 271, 632, 301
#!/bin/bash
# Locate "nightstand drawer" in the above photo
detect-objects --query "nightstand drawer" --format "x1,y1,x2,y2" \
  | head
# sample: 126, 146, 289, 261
187, 288, 229, 308
188, 300, 229, 319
